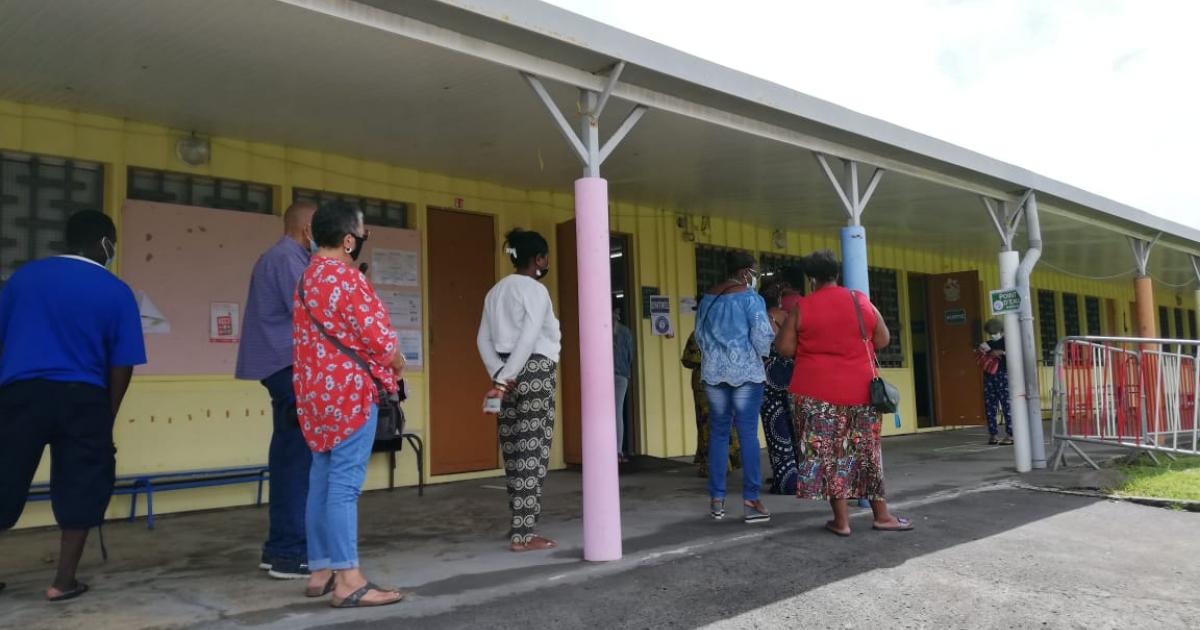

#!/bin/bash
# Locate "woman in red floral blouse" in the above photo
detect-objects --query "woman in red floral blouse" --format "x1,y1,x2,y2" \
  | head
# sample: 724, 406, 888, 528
292, 201, 405, 609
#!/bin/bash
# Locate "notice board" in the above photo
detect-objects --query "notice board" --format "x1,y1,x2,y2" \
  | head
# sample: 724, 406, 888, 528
120, 200, 423, 375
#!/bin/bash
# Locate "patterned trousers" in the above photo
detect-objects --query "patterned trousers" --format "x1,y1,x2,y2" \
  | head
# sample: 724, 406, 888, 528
498, 355, 557, 545
984, 370, 1013, 437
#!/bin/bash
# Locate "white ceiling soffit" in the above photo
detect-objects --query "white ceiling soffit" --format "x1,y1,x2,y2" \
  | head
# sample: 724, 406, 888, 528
342, 0, 1200, 254
0, 0, 1194, 286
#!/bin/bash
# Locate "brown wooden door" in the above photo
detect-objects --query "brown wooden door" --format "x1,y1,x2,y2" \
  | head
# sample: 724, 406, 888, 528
428, 209, 497, 474
927, 271, 985, 425
556, 220, 583, 465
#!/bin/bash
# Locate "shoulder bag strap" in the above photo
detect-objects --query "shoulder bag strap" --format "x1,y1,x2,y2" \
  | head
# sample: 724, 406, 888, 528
849, 289, 881, 378
298, 282, 383, 396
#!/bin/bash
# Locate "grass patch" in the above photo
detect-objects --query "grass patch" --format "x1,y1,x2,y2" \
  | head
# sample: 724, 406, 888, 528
1109, 456, 1200, 502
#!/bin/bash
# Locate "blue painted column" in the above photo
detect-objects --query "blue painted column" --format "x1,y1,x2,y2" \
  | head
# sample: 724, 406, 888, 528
841, 225, 870, 297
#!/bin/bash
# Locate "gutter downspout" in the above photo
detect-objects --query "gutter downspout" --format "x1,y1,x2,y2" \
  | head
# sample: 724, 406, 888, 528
1015, 191, 1047, 468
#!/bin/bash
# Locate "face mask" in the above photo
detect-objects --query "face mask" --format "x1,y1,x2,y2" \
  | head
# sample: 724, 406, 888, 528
101, 237, 116, 269
990, 333, 1003, 341
308, 238, 318, 254
348, 232, 367, 262
746, 272, 758, 291
536, 266, 549, 281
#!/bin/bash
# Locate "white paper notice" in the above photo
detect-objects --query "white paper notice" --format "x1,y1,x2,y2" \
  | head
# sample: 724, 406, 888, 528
380, 291, 421, 327
209, 302, 240, 343
397, 329, 423, 367
137, 291, 171, 334
371, 248, 419, 286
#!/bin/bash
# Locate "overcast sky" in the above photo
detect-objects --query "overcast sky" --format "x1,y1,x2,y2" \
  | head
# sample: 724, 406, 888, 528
543, 0, 1199, 230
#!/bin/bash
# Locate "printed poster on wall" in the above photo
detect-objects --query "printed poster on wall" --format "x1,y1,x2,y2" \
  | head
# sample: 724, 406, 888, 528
396, 329, 423, 368
209, 302, 240, 343
380, 291, 421, 328
371, 248, 419, 287
650, 295, 675, 337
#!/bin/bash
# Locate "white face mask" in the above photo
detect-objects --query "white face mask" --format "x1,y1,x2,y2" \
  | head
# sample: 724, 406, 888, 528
746, 271, 758, 290
990, 333, 1003, 341
101, 237, 116, 269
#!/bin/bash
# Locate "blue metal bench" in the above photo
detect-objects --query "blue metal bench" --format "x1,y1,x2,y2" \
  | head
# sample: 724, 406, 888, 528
29, 465, 269, 530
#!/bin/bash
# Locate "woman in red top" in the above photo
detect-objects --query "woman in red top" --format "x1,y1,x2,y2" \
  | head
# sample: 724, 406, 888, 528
293, 201, 406, 608
777, 250, 913, 537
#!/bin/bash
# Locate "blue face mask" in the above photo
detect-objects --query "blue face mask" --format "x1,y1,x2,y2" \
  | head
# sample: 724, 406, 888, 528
308, 238, 318, 254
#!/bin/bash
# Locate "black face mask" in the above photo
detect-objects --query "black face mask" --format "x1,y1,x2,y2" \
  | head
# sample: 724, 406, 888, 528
348, 232, 367, 262
535, 266, 549, 281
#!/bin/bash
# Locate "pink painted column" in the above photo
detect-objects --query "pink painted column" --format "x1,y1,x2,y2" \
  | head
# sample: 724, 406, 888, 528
575, 176, 622, 561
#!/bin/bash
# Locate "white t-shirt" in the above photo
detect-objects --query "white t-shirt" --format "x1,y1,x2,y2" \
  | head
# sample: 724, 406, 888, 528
477, 274, 562, 382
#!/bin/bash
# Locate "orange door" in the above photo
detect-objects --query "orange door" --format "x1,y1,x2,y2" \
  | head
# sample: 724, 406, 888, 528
927, 271, 985, 425
556, 220, 583, 465
428, 209, 498, 474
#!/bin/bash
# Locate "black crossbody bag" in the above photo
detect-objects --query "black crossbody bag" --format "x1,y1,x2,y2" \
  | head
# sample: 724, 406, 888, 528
298, 283, 406, 445
850, 290, 900, 414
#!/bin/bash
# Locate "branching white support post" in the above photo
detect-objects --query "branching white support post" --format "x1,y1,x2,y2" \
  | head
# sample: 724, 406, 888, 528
814, 153, 884, 296
1192, 257, 1200, 339
522, 64, 648, 563
1012, 190, 1048, 468
982, 195, 1032, 473
1129, 234, 1160, 339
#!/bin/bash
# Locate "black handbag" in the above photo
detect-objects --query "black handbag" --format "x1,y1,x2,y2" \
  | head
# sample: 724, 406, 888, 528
850, 290, 900, 414
298, 284, 407, 445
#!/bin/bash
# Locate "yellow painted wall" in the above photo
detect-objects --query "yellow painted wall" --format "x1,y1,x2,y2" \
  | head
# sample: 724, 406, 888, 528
1, 100, 1163, 528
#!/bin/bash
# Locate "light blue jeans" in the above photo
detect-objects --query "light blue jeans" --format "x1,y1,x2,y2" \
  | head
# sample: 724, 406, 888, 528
306, 405, 377, 571
615, 375, 630, 458
705, 383, 764, 502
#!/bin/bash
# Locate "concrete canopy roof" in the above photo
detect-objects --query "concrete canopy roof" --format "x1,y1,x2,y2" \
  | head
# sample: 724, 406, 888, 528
0, 0, 1196, 287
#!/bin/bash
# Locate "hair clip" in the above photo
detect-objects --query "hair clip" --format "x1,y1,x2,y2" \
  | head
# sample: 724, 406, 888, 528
505, 245, 518, 259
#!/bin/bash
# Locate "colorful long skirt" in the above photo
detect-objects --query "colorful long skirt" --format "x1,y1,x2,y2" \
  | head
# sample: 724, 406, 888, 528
791, 395, 885, 501
498, 355, 556, 545
761, 353, 798, 494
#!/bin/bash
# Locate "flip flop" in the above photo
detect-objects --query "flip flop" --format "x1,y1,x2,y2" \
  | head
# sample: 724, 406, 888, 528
47, 582, 89, 602
330, 582, 405, 609
511, 536, 557, 552
305, 572, 337, 598
824, 521, 851, 537
873, 517, 915, 532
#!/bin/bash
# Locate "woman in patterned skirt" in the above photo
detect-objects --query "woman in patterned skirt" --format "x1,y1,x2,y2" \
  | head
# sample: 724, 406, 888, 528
776, 250, 913, 536
477, 228, 562, 552
759, 276, 799, 495
682, 328, 740, 477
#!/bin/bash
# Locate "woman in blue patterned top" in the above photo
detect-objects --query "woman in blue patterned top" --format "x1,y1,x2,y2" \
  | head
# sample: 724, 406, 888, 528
695, 250, 775, 523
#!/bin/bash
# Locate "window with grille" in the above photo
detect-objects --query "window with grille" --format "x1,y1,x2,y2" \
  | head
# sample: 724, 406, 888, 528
1174, 308, 1185, 341
1037, 290, 1058, 363
1084, 296, 1101, 335
293, 188, 408, 229
1062, 293, 1081, 337
1, 152, 105, 282
127, 167, 273, 214
694, 244, 751, 298
869, 267, 904, 368
758, 252, 804, 294
1189, 310, 1197, 340
1158, 306, 1171, 337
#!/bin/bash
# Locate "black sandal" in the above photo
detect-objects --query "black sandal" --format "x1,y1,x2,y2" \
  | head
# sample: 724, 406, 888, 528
330, 582, 405, 609
305, 572, 336, 598
47, 582, 89, 602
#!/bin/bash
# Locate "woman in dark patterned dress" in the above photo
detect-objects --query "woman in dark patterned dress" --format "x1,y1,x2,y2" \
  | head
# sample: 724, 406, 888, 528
776, 250, 913, 536
759, 276, 799, 495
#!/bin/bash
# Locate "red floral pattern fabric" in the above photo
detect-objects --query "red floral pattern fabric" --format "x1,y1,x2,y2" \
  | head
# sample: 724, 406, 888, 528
293, 257, 398, 453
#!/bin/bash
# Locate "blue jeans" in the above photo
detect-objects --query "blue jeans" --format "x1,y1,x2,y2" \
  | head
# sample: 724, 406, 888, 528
306, 405, 377, 571
262, 367, 311, 562
705, 383, 764, 501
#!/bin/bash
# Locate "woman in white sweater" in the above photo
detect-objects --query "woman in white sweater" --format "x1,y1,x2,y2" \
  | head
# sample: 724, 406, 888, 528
477, 228, 562, 552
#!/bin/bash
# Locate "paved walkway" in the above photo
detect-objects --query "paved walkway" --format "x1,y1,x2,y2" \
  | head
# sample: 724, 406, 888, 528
1, 427, 1194, 629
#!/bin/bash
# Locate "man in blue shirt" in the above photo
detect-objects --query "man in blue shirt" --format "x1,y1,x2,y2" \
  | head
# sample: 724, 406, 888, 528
235, 201, 315, 579
0, 210, 146, 601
